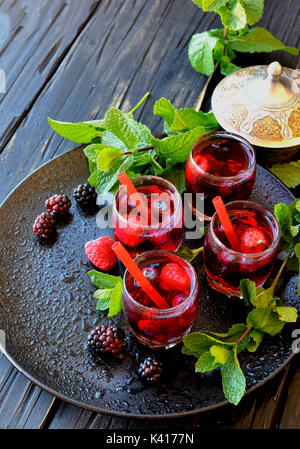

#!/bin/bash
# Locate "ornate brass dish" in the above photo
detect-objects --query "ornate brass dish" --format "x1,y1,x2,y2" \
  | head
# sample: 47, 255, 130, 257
212, 62, 300, 148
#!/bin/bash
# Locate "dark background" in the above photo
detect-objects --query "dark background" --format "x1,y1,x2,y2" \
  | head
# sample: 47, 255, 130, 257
0, 0, 299, 429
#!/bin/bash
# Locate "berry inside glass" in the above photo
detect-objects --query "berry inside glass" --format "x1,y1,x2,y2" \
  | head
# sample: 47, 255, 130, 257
113, 176, 184, 255
123, 251, 199, 348
185, 131, 256, 213
204, 200, 280, 296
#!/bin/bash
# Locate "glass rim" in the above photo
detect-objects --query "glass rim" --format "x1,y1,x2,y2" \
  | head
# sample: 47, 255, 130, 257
113, 175, 183, 231
209, 200, 280, 258
190, 131, 256, 182
123, 250, 198, 314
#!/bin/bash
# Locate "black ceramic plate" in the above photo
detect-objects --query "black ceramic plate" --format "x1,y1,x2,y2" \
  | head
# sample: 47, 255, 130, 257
0, 148, 299, 419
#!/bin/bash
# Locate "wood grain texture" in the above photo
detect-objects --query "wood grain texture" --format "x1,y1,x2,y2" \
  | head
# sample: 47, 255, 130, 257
0, 0, 299, 429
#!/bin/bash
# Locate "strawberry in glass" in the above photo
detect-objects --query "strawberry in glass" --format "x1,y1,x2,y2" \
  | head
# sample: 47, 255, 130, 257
204, 200, 280, 296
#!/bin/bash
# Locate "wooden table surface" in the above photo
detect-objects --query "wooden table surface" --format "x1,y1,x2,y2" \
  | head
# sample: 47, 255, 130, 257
0, 0, 300, 430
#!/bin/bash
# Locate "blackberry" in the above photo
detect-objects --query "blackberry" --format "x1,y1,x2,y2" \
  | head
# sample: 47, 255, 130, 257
87, 325, 125, 357
138, 356, 163, 383
45, 194, 71, 218
73, 183, 97, 208
33, 213, 56, 239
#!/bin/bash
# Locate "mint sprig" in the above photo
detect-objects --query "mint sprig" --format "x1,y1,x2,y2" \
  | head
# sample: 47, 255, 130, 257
88, 270, 124, 317
183, 276, 298, 405
49, 93, 218, 195
189, 1, 298, 79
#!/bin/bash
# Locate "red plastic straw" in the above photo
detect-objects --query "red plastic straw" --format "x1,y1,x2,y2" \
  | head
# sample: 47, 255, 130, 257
112, 242, 169, 309
117, 172, 148, 217
212, 196, 240, 251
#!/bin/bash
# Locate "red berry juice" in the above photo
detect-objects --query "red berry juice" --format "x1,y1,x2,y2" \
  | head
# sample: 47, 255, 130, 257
204, 201, 280, 296
113, 176, 184, 255
185, 132, 256, 213
123, 251, 199, 348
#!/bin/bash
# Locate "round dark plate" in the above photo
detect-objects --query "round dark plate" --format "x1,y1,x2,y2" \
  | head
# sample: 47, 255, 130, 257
0, 147, 299, 419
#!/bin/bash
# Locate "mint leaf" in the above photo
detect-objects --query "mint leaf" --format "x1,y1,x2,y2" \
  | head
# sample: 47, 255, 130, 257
274, 203, 298, 244
88, 155, 133, 194
247, 308, 285, 336
155, 127, 206, 162
177, 245, 203, 262
242, 0, 264, 25
217, 0, 247, 31
246, 329, 264, 352
188, 29, 224, 76
183, 332, 231, 354
88, 270, 122, 289
153, 98, 175, 127
221, 347, 246, 405
229, 27, 299, 55
94, 289, 112, 311
84, 144, 101, 164
275, 306, 298, 323
108, 280, 124, 317
195, 351, 221, 372
133, 152, 164, 176
220, 56, 241, 76
96, 147, 123, 171
191, 0, 203, 7
102, 131, 128, 152
126, 117, 156, 147
105, 108, 138, 149
202, 0, 228, 11
294, 243, 300, 295
48, 117, 104, 144
270, 160, 300, 189
163, 163, 186, 194
210, 344, 229, 364
240, 279, 256, 307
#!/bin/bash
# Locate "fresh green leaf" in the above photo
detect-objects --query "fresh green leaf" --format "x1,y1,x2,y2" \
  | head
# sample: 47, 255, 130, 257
153, 98, 175, 127
294, 243, 300, 295
133, 152, 164, 175
88, 155, 133, 194
246, 329, 264, 352
183, 332, 232, 354
102, 130, 128, 152
162, 163, 187, 193
195, 351, 221, 372
155, 126, 206, 162
217, 0, 247, 31
108, 280, 124, 317
177, 246, 203, 262
105, 108, 138, 149
221, 347, 246, 405
220, 56, 241, 76
126, 117, 156, 147
255, 287, 275, 309
94, 289, 112, 311
274, 203, 295, 244
242, 0, 264, 25
202, 0, 228, 11
229, 27, 299, 55
88, 270, 122, 289
84, 144, 101, 163
48, 117, 104, 144
96, 147, 123, 171
188, 29, 224, 76
191, 0, 203, 7
275, 306, 298, 323
270, 160, 300, 189
247, 307, 285, 336
240, 279, 256, 307
210, 344, 229, 364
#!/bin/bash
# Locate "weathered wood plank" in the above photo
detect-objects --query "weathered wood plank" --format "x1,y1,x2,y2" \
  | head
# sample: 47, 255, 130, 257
0, 0, 99, 153
0, 0, 300, 429
279, 355, 300, 428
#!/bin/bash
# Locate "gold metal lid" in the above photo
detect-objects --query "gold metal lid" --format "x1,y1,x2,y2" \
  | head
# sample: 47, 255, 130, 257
211, 62, 300, 148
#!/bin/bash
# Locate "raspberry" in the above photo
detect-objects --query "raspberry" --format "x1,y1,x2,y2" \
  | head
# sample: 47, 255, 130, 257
33, 213, 56, 239
45, 194, 71, 218
138, 356, 163, 383
87, 325, 124, 357
240, 228, 268, 253
85, 236, 117, 271
159, 263, 191, 292
73, 183, 97, 208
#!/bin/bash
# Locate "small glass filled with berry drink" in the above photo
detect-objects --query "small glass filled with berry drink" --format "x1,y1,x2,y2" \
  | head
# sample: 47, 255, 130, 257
123, 251, 199, 348
113, 176, 184, 255
204, 200, 280, 296
185, 131, 256, 213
